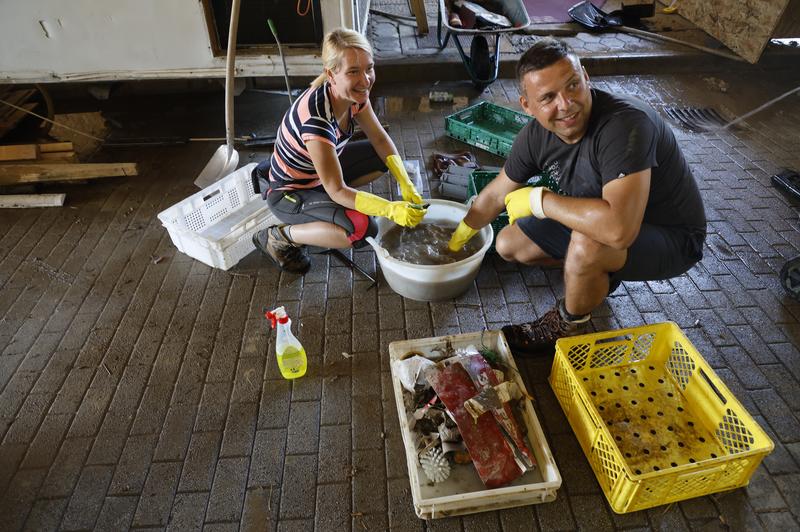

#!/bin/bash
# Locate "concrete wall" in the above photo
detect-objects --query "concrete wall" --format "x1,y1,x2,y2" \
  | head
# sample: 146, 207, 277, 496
0, 0, 356, 83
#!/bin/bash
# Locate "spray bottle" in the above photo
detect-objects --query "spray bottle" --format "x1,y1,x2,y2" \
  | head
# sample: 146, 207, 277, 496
265, 306, 307, 379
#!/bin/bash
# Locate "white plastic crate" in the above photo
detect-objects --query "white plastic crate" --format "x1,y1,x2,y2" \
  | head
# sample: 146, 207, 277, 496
388, 331, 562, 519
158, 163, 278, 270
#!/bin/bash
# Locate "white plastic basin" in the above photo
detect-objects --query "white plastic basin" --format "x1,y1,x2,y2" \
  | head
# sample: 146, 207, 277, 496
366, 199, 493, 301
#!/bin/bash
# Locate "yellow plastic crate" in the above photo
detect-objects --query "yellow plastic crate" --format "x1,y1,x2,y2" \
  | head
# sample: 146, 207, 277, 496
548, 322, 773, 513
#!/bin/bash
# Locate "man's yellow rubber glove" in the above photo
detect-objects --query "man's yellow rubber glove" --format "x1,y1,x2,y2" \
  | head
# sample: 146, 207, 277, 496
355, 191, 425, 227
448, 220, 479, 251
386, 154, 423, 204
504, 186, 549, 225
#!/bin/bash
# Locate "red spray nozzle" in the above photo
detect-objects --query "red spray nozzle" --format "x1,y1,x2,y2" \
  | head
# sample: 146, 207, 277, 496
265, 307, 289, 329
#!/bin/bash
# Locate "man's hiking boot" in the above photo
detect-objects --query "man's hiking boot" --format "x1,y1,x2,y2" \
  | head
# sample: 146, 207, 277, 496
501, 303, 589, 356
252, 225, 311, 275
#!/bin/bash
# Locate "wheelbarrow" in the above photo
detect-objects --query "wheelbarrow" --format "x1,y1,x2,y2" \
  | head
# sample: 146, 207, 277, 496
437, 0, 530, 89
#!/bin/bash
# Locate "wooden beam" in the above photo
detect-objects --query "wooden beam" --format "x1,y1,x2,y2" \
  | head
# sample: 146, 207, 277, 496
0, 144, 39, 161
0, 193, 65, 208
38, 142, 74, 153
38, 151, 78, 162
0, 162, 138, 185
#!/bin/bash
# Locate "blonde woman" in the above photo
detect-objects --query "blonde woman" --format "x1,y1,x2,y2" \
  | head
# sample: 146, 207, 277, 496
252, 28, 426, 274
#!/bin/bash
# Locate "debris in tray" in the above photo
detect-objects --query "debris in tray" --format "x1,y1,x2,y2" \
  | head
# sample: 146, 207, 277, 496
419, 447, 451, 483
400, 340, 537, 489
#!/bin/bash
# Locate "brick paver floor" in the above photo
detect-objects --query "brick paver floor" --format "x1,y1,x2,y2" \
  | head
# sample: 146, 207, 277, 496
1, 67, 800, 530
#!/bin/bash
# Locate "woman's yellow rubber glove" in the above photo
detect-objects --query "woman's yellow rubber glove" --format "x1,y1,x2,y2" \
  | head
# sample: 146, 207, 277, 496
355, 191, 426, 227
448, 220, 479, 251
504, 186, 548, 225
386, 154, 423, 204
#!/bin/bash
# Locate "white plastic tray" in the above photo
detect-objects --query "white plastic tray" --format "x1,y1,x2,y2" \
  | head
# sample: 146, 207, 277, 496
388, 330, 562, 519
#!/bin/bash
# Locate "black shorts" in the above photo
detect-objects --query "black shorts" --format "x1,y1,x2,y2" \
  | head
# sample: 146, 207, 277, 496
517, 217, 705, 288
254, 141, 388, 247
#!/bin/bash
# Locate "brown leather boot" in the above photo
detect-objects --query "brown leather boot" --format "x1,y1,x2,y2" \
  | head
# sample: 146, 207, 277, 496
501, 303, 589, 356
252, 225, 311, 275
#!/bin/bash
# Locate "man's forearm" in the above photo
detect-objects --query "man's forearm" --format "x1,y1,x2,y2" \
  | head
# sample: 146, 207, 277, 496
543, 193, 633, 249
464, 189, 506, 230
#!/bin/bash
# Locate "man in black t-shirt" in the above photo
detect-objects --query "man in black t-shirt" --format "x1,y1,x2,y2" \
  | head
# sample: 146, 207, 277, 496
448, 38, 706, 356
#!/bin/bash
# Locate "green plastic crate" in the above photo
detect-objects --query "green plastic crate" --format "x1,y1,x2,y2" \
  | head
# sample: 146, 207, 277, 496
467, 170, 508, 251
445, 101, 531, 157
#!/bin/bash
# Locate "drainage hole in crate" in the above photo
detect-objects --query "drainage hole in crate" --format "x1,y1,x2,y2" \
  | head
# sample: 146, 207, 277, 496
631, 400, 638, 405
623, 385, 629, 390
643, 449, 650, 455
689, 458, 696, 463
678, 442, 685, 448
711, 453, 717, 458
633, 432, 640, 438
667, 392, 674, 397
614, 371, 621, 376
699, 437, 706, 443
615, 402, 622, 408
631, 369, 637, 374
677, 406, 684, 412
626, 452, 632, 458
688, 421, 694, 427
583, 377, 589, 381
650, 429, 657, 435
635, 468, 641, 474
671, 462, 678, 467
658, 378, 664, 384
591, 391, 597, 396
648, 397, 654, 402
607, 388, 614, 393
667, 426, 674, 431
640, 414, 647, 420
607, 421, 613, 426
649, 365, 655, 370
639, 383, 645, 387
657, 411, 664, 416
598, 405, 604, 411
599, 374, 605, 379
624, 417, 630, 423
616, 435, 622, 441
653, 466, 660, 471
661, 445, 667, 451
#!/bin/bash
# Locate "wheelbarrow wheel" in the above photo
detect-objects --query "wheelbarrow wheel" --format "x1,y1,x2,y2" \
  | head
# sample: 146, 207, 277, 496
470, 35, 492, 89
780, 255, 800, 302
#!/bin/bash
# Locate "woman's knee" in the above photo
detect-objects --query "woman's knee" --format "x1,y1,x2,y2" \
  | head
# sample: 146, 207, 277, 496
344, 211, 378, 248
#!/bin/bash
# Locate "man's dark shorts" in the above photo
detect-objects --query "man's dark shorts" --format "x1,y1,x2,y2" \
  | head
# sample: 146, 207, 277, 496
517, 217, 706, 291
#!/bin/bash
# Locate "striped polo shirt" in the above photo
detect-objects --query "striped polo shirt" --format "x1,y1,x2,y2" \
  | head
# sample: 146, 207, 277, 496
266, 81, 366, 191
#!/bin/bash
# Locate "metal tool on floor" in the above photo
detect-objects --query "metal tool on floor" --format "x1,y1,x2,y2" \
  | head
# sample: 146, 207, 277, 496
195, 0, 241, 188
568, 0, 744, 62
318, 249, 378, 288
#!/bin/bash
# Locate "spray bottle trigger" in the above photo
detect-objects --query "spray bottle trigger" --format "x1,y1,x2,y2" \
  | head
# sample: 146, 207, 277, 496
265, 310, 278, 329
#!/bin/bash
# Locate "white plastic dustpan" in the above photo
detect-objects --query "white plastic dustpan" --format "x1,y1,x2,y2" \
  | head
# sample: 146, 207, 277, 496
195, 0, 241, 188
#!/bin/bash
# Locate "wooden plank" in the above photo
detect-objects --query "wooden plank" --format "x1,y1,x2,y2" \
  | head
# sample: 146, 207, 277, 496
38, 151, 78, 162
0, 144, 39, 161
0, 162, 138, 185
679, 0, 793, 63
408, 0, 428, 35
0, 193, 65, 208
38, 142, 74, 153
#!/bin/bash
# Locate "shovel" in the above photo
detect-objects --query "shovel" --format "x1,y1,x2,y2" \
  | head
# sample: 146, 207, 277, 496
568, 1, 743, 62
195, 0, 242, 188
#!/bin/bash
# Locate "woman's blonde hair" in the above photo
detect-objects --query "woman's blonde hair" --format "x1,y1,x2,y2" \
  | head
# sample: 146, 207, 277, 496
310, 28, 373, 88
